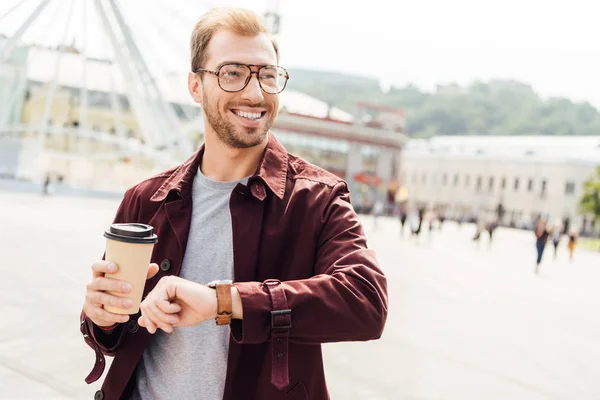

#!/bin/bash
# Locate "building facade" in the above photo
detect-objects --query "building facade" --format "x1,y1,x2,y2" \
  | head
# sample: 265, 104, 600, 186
401, 136, 600, 235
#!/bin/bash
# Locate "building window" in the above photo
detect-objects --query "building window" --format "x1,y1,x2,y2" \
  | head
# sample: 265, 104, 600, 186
565, 181, 575, 195
453, 174, 459, 187
465, 175, 470, 188
514, 178, 519, 191
488, 177, 495, 192
476, 176, 482, 192
528, 179, 534, 192
432, 173, 438, 185
501, 177, 506, 190
442, 173, 448, 186
422, 172, 427, 185
412, 171, 417, 184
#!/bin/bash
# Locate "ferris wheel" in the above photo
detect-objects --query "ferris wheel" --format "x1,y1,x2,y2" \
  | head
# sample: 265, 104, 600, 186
0, 0, 282, 185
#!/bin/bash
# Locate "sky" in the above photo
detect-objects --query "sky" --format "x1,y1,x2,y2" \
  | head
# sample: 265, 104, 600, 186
1, 0, 598, 107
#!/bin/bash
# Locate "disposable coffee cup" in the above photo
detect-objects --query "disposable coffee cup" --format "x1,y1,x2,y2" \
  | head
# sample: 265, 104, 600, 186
103, 223, 158, 315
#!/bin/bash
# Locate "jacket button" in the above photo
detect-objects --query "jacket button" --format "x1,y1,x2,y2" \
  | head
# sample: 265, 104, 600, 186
160, 259, 171, 272
94, 390, 104, 400
127, 320, 139, 334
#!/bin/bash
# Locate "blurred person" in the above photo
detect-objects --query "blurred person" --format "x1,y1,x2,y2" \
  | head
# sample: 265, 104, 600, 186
534, 219, 550, 274
472, 216, 485, 245
427, 210, 437, 241
399, 202, 408, 237
42, 173, 51, 196
551, 220, 563, 260
438, 210, 445, 230
486, 218, 498, 249
372, 199, 384, 230
412, 205, 426, 237
562, 217, 571, 235
79, 8, 387, 400
568, 230, 578, 261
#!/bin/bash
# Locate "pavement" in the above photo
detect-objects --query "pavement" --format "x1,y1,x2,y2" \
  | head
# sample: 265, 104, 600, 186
0, 190, 599, 400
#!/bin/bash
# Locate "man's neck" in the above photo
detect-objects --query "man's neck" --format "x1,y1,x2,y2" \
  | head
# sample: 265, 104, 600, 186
200, 134, 268, 182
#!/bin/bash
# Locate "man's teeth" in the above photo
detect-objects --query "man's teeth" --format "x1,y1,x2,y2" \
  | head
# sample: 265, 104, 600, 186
234, 110, 262, 120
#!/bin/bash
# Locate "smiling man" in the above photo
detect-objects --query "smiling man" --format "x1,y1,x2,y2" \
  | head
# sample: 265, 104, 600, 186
80, 7, 387, 400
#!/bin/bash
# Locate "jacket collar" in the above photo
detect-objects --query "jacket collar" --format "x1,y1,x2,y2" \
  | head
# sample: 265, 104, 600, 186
150, 133, 288, 203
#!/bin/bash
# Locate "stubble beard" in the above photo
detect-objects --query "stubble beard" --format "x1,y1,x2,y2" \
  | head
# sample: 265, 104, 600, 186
202, 92, 275, 149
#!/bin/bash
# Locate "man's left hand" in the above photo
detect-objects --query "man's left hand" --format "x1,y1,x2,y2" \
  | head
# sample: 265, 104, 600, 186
138, 276, 217, 334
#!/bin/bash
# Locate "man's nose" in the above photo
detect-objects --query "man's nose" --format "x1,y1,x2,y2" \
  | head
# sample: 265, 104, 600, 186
240, 74, 265, 104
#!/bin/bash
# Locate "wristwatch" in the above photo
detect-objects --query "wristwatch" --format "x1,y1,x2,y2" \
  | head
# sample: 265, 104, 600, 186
207, 280, 233, 325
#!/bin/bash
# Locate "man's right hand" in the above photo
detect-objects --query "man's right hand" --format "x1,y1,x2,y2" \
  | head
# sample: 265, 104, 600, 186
83, 261, 160, 328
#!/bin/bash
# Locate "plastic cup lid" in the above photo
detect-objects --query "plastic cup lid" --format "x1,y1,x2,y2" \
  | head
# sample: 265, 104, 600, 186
104, 223, 158, 244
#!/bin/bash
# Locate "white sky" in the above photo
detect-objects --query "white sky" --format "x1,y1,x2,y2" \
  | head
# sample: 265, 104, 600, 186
1, 0, 599, 107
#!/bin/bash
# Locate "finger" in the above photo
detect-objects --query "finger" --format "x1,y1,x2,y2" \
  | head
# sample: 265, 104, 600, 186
91, 261, 118, 278
141, 302, 174, 333
147, 263, 160, 280
88, 277, 132, 294
151, 301, 180, 326
156, 299, 181, 315
84, 303, 130, 325
139, 310, 158, 334
86, 291, 133, 310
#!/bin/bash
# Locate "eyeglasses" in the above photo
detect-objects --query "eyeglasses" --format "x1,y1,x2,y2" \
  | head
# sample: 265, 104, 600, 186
194, 63, 289, 94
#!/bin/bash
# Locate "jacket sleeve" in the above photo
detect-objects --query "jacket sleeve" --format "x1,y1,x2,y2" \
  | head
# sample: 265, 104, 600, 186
231, 181, 388, 344
80, 187, 140, 355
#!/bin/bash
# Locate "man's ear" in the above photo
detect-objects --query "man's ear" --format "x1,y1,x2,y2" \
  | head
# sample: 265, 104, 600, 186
188, 72, 203, 105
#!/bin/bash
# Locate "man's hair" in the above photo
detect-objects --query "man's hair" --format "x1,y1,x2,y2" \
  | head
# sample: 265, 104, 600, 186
190, 8, 279, 72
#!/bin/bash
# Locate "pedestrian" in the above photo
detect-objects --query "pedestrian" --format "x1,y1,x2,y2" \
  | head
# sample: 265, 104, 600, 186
42, 173, 51, 196
486, 219, 497, 249
568, 230, 578, 261
412, 206, 425, 237
472, 216, 484, 245
534, 219, 550, 274
427, 210, 436, 241
438, 209, 445, 230
551, 220, 562, 260
372, 199, 384, 230
399, 203, 408, 237
79, 8, 388, 400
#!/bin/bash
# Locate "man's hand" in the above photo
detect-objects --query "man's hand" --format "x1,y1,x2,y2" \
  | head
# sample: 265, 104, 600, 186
83, 261, 159, 328
138, 276, 218, 334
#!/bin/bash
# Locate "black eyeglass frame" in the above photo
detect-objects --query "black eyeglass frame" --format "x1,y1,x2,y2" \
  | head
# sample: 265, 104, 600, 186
193, 63, 290, 94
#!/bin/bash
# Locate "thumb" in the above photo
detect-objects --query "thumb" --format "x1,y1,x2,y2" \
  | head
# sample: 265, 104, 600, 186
147, 263, 160, 280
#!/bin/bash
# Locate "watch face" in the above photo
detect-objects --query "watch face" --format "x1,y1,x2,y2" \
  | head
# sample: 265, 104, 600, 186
207, 279, 233, 287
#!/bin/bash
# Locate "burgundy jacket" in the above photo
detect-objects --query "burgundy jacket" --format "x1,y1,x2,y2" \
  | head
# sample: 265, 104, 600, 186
80, 134, 388, 400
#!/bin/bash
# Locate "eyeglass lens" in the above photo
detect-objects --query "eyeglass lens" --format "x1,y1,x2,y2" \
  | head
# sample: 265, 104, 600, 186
218, 64, 287, 94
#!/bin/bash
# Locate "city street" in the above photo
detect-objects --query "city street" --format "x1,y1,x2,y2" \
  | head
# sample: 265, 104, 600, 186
0, 191, 599, 399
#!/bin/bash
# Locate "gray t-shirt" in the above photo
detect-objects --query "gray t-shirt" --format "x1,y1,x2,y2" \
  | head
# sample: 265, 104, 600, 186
131, 168, 248, 400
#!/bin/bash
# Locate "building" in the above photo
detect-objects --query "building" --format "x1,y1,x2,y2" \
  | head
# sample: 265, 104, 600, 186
0, 45, 407, 204
401, 136, 600, 235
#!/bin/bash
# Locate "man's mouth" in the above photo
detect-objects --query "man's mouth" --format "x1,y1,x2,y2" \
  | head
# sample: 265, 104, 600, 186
230, 109, 266, 121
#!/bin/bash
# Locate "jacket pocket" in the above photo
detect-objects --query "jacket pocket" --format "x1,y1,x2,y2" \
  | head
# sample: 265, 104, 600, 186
286, 382, 308, 400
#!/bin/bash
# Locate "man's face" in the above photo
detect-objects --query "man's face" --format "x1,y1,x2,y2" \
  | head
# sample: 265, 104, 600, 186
189, 30, 279, 149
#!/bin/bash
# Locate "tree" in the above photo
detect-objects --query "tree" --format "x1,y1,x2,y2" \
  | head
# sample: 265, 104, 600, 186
579, 166, 600, 233
286, 69, 600, 137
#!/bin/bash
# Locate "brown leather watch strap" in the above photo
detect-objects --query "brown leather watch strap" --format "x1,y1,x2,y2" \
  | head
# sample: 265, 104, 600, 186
215, 283, 233, 325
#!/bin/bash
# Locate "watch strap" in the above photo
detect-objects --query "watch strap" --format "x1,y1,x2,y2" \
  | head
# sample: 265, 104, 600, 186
215, 283, 233, 325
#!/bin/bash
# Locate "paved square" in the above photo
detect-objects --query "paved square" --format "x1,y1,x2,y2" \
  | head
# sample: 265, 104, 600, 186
0, 191, 598, 399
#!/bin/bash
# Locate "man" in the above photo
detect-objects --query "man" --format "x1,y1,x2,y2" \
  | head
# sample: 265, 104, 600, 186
80, 8, 387, 400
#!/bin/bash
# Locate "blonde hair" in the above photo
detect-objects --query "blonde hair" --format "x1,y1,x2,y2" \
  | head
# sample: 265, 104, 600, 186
190, 8, 279, 72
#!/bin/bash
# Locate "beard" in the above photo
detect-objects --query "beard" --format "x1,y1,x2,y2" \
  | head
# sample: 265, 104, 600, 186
202, 92, 276, 149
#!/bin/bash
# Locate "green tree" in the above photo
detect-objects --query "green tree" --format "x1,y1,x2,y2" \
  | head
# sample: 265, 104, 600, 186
287, 69, 600, 137
579, 166, 600, 231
